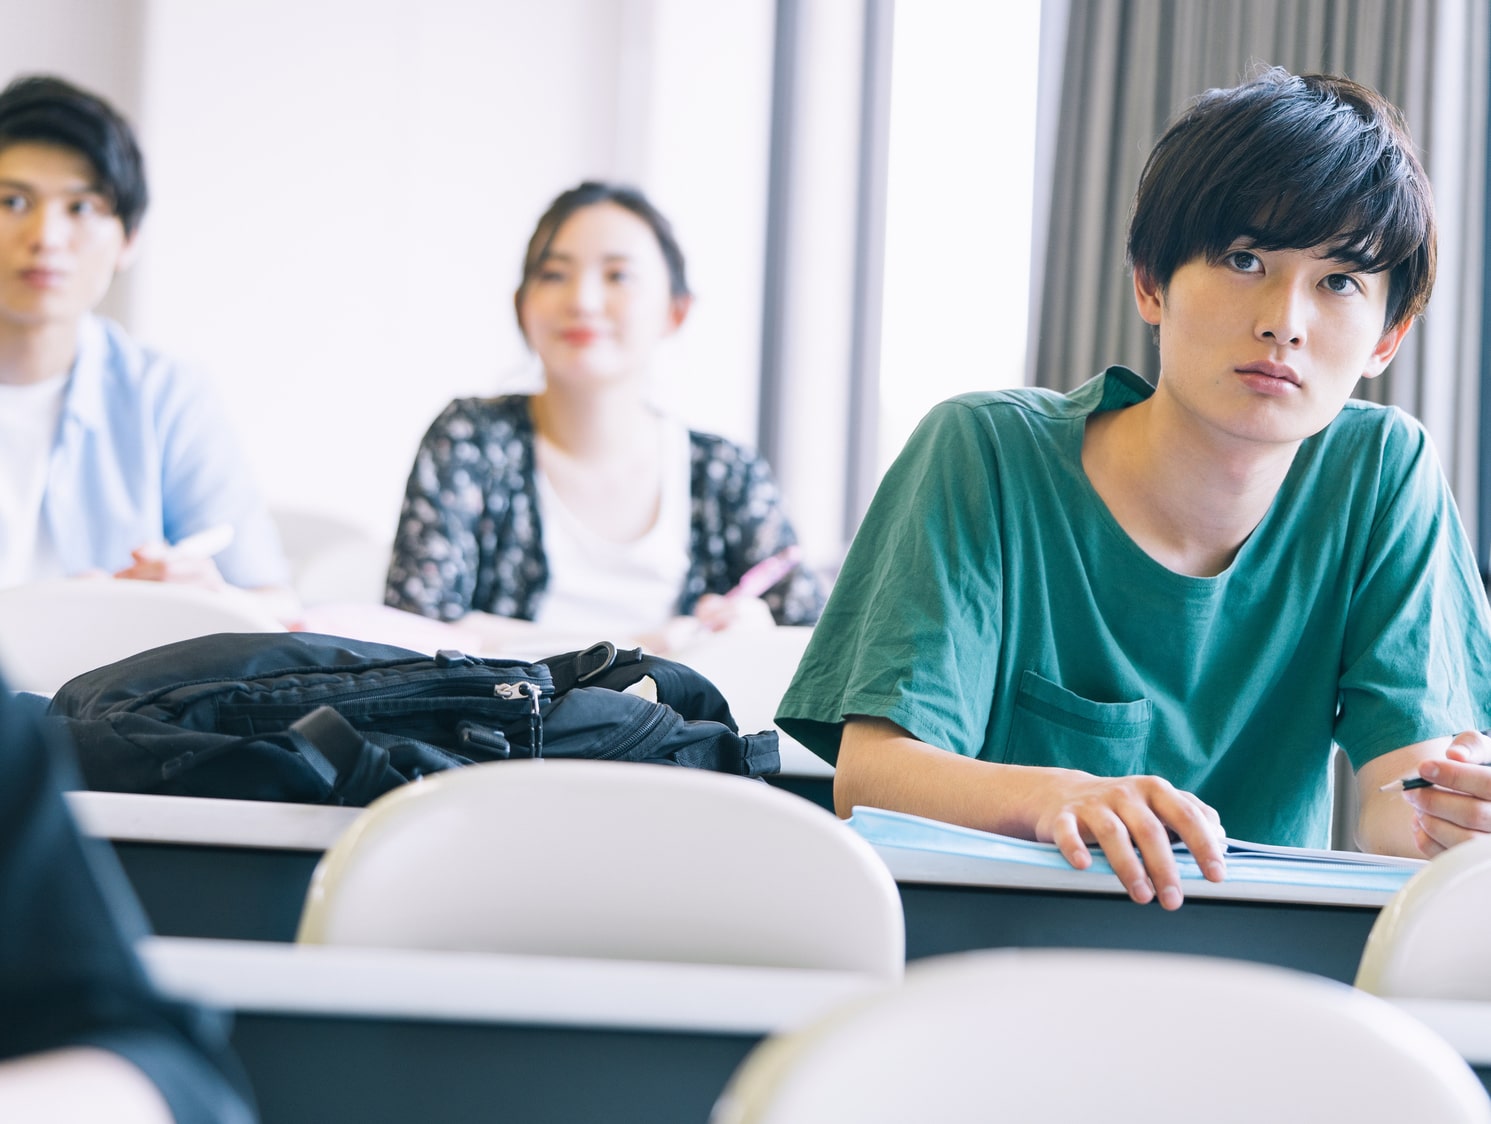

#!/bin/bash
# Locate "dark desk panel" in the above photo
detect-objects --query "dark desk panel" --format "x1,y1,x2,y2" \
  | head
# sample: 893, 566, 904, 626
113, 841, 319, 942
111, 834, 1381, 987
232, 1013, 755, 1124
899, 882, 1379, 983
763, 772, 833, 811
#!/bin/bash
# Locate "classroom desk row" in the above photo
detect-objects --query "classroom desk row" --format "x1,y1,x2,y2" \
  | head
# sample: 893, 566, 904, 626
71, 788, 1386, 983
139, 937, 1491, 1122
141, 936, 885, 1124
78, 789, 1491, 1119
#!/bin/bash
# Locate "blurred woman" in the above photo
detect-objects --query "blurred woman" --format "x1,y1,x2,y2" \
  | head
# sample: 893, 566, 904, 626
386, 182, 823, 648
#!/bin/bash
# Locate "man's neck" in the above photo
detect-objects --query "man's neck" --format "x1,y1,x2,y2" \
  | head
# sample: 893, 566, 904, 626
1081, 394, 1299, 577
0, 318, 79, 386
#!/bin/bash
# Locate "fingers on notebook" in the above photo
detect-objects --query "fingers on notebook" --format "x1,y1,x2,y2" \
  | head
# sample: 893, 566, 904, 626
1044, 775, 1225, 910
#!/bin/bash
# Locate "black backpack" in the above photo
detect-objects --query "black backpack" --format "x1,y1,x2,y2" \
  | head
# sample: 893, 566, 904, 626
45, 632, 779, 805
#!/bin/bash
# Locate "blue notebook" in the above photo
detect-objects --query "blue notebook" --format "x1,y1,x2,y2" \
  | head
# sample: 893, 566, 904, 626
846, 806, 1425, 894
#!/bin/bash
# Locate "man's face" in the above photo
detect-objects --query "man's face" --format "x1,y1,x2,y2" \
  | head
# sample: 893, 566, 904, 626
0, 141, 132, 334
1134, 241, 1411, 450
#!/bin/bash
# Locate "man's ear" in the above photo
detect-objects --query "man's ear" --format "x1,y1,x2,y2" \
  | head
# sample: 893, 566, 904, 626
1362, 317, 1414, 380
115, 230, 141, 273
1133, 269, 1164, 326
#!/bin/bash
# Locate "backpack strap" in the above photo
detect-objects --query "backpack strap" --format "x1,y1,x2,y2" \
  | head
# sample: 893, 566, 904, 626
158, 705, 402, 805
542, 641, 646, 696
283, 706, 367, 788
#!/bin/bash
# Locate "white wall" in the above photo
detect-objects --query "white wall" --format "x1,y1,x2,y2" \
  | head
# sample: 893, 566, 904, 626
2, 0, 774, 547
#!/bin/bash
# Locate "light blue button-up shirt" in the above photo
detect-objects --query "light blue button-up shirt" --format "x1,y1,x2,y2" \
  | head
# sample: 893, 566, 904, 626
42, 316, 289, 589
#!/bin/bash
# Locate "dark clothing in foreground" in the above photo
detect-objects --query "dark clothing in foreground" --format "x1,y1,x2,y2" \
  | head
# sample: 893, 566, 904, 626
0, 683, 256, 1122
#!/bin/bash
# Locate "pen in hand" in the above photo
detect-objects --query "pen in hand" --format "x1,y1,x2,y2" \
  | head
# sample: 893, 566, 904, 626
1379, 776, 1435, 793
726, 545, 801, 600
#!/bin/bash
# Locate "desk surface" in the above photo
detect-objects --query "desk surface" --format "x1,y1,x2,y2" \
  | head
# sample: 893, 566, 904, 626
143, 937, 884, 1124
875, 840, 1397, 908
78, 791, 1385, 984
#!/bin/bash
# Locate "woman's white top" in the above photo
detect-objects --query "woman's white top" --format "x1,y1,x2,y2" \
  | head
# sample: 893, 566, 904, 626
0, 374, 67, 587
531, 416, 692, 637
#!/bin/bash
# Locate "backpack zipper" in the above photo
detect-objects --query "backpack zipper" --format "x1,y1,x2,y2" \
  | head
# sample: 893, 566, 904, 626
593, 706, 668, 761
495, 680, 544, 758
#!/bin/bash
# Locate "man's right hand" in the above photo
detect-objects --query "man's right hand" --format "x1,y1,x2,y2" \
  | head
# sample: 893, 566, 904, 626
1031, 771, 1226, 909
837, 716, 1227, 909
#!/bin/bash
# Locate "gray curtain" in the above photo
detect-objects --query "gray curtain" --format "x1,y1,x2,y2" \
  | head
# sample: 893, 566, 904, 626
1027, 0, 1488, 545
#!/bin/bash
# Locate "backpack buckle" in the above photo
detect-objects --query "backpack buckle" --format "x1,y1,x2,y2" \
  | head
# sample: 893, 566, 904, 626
575, 641, 617, 684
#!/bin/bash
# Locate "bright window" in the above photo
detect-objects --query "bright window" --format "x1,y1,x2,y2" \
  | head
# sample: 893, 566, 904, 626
877, 2, 1043, 475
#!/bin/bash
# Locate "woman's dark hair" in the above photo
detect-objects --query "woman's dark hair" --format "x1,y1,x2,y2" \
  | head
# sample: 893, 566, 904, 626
516, 181, 691, 311
0, 75, 149, 237
1127, 67, 1435, 330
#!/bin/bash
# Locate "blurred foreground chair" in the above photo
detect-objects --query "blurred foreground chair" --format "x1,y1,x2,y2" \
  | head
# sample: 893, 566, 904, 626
0, 579, 284, 694
1356, 836, 1491, 1000
297, 759, 904, 978
711, 948, 1491, 1123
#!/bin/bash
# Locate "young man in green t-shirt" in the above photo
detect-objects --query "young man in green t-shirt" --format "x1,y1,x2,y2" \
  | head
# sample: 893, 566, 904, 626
778, 67, 1491, 909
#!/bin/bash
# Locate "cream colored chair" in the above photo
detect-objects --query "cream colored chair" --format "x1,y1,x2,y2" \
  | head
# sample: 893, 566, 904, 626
1356, 836, 1491, 1000
271, 507, 390, 606
0, 579, 285, 694
297, 759, 904, 978
712, 948, 1491, 1123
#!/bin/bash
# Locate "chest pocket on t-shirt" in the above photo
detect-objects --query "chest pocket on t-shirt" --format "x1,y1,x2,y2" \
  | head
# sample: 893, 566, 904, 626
1003, 669, 1153, 776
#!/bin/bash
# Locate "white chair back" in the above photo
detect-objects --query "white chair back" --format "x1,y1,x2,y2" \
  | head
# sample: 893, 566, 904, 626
712, 948, 1491, 1123
297, 759, 904, 978
0, 579, 284, 694
1356, 836, 1491, 999
271, 507, 390, 606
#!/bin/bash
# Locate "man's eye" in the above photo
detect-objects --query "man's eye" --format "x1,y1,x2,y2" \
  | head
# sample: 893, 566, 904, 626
71, 196, 114, 218
0, 195, 27, 213
1324, 274, 1360, 295
1225, 250, 1260, 271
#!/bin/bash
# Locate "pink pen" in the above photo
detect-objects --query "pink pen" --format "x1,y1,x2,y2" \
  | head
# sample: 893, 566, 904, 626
726, 545, 802, 600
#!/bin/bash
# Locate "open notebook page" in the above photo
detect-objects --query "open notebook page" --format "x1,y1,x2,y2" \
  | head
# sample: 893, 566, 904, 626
847, 806, 1423, 893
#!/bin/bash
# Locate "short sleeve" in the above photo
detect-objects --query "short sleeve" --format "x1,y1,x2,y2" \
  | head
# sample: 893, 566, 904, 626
154, 361, 289, 590
777, 400, 1004, 763
1335, 417, 1491, 765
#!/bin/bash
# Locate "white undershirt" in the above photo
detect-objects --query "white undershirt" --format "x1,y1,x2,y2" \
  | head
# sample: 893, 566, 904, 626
532, 417, 692, 637
0, 374, 67, 588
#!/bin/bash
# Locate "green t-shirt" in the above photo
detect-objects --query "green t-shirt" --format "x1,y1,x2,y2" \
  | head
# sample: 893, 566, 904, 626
778, 367, 1491, 846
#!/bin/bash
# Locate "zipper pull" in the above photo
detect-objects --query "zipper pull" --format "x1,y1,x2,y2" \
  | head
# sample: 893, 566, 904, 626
494, 680, 543, 759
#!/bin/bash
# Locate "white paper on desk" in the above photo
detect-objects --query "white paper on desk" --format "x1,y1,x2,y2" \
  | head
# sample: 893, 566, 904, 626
846, 806, 1424, 893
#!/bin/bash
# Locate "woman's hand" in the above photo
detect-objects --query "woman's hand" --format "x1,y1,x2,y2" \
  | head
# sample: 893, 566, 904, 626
690, 592, 775, 633
635, 596, 775, 656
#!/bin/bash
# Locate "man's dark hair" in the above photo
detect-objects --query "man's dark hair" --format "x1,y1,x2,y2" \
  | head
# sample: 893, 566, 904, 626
0, 75, 149, 236
1127, 67, 1435, 330
516, 180, 691, 314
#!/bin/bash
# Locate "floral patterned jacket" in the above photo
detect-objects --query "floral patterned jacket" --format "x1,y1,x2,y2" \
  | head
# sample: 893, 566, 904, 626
385, 396, 826, 625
